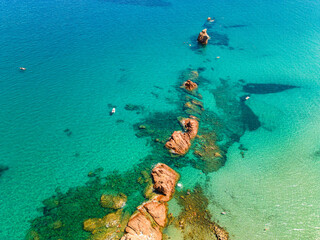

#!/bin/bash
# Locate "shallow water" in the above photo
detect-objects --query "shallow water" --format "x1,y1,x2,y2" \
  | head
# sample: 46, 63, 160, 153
0, 0, 320, 239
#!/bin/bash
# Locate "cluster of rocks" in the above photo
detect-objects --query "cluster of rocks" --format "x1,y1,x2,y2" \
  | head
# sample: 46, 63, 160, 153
81, 163, 179, 240
165, 74, 203, 156
121, 163, 179, 240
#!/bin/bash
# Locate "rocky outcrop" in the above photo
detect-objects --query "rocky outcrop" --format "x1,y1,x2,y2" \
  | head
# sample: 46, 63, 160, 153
165, 131, 191, 155
179, 118, 199, 139
182, 80, 198, 91
121, 164, 179, 240
197, 29, 210, 45
165, 118, 199, 155
151, 163, 180, 201
122, 212, 162, 240
141, 200, 168, 227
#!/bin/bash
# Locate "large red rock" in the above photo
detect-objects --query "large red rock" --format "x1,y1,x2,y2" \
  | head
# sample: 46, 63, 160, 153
165, 131, 191, 155
165, 118, 199, 155
180, 118, 199, 139
197, 29, 210, 45
121, 212, 162, 240
182, 80, 198, 91
151, 163, 180, 201
141, 200, 168, 227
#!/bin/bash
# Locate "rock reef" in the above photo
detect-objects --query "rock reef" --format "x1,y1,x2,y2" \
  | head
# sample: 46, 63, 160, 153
197, 29, 210, 45
173, 185, 229, 240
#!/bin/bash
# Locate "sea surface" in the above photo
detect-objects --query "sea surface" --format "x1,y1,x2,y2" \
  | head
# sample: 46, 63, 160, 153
0, 0, 320, 239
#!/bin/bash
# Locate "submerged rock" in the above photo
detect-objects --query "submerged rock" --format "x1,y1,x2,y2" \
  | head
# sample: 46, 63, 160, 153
243, 83, 298, 94
193, 130, 226, 173
0, 165, 9, 177
184, 101, 203, 116
197, 29, 210, 45
83, 209, 130, 240
101, 193, 127, 209
124, 104, 144, 112
173, 186, 229, 240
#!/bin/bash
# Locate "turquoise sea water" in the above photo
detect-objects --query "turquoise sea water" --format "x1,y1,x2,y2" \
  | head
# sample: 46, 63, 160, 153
0, 0, 320, 239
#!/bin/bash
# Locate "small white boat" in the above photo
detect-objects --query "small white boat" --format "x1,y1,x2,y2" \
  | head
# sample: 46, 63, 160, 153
111, 108, 116, 114
19, 67, 26, 71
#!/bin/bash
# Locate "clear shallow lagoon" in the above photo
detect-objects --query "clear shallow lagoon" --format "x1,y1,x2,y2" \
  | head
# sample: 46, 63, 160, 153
0, 0, 319, 239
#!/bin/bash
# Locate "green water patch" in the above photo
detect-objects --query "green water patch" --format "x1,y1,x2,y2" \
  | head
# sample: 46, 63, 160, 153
243, 83, 299, 94
25, 68, 265, 239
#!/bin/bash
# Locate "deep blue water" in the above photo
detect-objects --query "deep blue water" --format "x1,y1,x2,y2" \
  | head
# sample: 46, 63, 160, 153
0, 0, 320, 239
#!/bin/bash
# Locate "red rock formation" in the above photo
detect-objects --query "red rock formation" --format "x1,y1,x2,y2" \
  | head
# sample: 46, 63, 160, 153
165, 118, 199, 155
141, 200, 167, 227
182, 79, 198, 91
151, 163, 180, 202
180, 118, 199, 139
121, 164, 179, 240
121, 212, 162, 240
197, 29, 210, 45
165, 131, 191, 155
